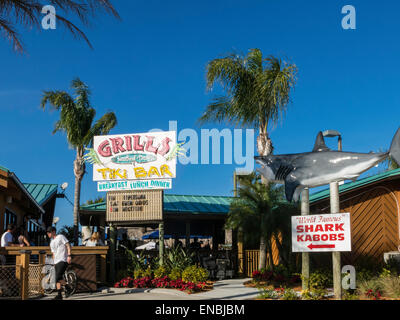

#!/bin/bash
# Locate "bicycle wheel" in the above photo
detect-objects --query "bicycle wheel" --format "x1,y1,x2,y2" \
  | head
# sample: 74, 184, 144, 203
44, 288, 55, 295
64, 270, 77, 296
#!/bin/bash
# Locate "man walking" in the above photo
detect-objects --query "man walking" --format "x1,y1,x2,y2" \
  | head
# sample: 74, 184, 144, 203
46, 226, 72, 300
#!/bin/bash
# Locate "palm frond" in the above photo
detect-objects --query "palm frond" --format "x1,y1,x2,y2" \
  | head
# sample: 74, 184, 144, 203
0, 17, 23, 52
0, 0, 120, 52
82, 111, 117, 147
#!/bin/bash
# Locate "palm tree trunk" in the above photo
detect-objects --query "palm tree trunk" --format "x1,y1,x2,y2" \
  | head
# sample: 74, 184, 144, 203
73, 148, 85, 245
257, 125, 273, 270
257, 129, 273, 157
259, 235, 267, 270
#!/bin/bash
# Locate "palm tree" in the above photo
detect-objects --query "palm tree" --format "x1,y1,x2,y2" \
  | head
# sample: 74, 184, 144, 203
85, 196, 105, 205
41, 78, 117, 245
200, 48, 297, 157
200, 48, 297, 268
225, 173, 298, 270
0, 0, 119, 53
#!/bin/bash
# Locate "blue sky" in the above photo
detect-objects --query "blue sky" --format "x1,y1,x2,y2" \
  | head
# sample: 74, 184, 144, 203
1, 0, 399, 227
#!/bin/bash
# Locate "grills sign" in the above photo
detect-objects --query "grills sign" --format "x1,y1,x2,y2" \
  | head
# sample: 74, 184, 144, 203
90, 131, 177, 182
291, 213, 351, 252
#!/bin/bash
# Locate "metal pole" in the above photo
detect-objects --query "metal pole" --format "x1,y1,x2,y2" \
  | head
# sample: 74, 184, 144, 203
109, 223, 116, 284
301, 188, 310, 290
330, 182, 342, 299
159, 222, 164, 266
234, 171, 244, 275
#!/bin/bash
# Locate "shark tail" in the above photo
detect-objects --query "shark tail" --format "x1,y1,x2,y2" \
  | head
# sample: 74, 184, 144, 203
389, 128, 400, 166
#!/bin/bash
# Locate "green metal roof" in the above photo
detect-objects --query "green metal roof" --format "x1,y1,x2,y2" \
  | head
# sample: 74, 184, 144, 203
23, 183, 58, 206
80, 194, 233, 215
310, 168, 400, 203
0, 165, 10, 173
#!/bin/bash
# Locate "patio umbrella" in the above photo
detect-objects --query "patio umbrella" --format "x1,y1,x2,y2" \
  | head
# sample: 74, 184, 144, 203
141, 230, 212, 240
135, 241, 156, 250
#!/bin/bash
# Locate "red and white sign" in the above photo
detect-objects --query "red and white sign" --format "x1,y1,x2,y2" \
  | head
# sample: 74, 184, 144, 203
291, 213, 351, 252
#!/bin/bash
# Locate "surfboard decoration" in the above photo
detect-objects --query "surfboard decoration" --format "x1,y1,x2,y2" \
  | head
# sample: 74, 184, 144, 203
111, 153, 157, 165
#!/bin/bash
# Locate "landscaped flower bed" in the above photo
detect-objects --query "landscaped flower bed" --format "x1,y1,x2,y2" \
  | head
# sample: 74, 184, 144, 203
114, 275, 211, 293
246, 265, 302, 290
249, 262, 400, 300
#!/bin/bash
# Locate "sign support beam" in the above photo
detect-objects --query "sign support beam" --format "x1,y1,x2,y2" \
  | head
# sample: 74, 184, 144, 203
159, 222, 164, 266
109, 223, 117, 284
301, 188, 310, 291
330, 181, 342, 300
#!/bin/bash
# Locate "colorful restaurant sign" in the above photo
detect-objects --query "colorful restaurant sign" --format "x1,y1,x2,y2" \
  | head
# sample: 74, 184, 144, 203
97, 179, 172, 192
91, 131, 177, 182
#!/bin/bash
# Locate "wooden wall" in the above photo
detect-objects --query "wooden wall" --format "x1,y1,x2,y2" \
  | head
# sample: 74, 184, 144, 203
311, 180, 400, 265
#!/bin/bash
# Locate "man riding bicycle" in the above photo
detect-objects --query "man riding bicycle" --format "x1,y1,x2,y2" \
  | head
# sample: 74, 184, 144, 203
46, 226, 72, 300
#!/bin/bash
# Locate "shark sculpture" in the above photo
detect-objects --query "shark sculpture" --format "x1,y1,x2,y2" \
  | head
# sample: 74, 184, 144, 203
255, 128, 400, 202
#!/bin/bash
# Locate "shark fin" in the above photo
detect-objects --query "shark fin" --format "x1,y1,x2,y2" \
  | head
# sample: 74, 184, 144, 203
284, 178, 300, 202
312, 131, 330, 152
389, 128, 400, 166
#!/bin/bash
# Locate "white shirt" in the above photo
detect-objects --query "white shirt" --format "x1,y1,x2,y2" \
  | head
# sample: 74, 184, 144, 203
50, 234, 69, 264
1, 231, 13, 247
86, 239, 104, 247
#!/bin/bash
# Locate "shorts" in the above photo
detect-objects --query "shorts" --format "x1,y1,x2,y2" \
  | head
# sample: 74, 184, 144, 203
55, 261, 69, 282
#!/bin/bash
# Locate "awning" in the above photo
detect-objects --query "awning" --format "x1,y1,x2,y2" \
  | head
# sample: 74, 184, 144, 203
142, 230, 212, 240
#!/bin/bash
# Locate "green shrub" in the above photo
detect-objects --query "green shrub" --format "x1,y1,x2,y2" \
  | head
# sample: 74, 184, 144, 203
165, 247, 194, 271
125, 249, 147, 274
357, 269, 375, 282
273, 264, 290, 279
168, 268, 182, 281
384, 257, 400, 275
379, 268, 392, 279
281, 288, 300, 300
182, 265, 208, 283
301, 288, 327, 300
343, 289, 359, 300
143, 266, 152, 278
258, 288, 279, 299
357, 278, 382, 298
134, 268, 144, 279
354, 255, 384, 276
307, 270, 331, 290
379, 275, 400, 298
133, 267, 152, 279
154, 265, 169, 278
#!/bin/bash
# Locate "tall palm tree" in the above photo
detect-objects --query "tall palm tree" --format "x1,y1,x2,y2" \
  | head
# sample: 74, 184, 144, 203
200, 48, 297, 157
0, 0, 119, 53
41, 78, 117, 245
225, 173, 297, 270
200, 48, 297, 268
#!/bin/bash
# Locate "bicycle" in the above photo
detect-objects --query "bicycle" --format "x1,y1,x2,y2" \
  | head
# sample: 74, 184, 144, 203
42, 264, 77, 297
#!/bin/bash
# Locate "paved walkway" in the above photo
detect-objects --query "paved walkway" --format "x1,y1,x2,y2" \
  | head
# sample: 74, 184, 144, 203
39, 278, 260, 300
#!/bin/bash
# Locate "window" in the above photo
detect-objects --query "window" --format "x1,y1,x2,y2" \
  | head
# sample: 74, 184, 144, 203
4, 209, 17, 231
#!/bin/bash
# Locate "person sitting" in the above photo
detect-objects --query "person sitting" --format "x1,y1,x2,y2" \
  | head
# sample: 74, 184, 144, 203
190, 237, 201, 249
16, 227, 30, 247
85, 232, 105, 247
0, 224, 24, 265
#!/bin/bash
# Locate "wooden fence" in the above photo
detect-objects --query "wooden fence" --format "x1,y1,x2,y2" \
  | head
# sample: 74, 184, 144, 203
244, 234, 281, 277
0, 246, 108, 300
